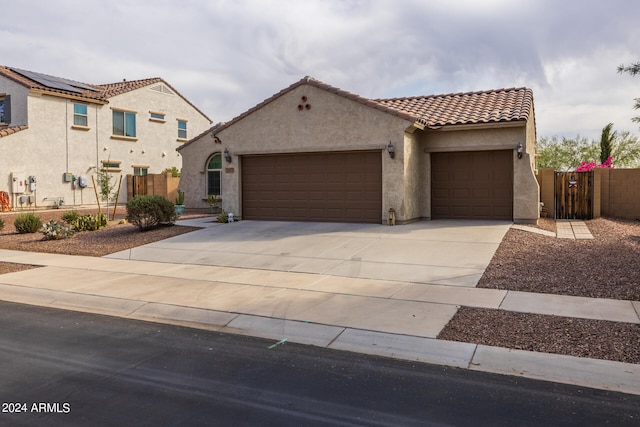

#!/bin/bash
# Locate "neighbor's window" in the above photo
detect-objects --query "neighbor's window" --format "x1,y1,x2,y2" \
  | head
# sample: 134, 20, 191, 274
133, 166, 148, 176
207, 153, 222, 197
73, 103, 88, 127
0, 95, 10, 123
178, 120, 187, 139
150, 111, 165, 121
112, 110, 136, 137
101, 160, 121, 172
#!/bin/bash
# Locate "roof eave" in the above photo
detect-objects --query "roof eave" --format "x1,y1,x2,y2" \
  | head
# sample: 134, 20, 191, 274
30, 88, 108, 105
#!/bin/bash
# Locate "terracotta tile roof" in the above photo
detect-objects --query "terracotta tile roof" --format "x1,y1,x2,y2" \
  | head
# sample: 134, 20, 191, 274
0, 66, 211, 122
0, 125, 28, 138
375, 87, 534, 128
183, 77, 534, 149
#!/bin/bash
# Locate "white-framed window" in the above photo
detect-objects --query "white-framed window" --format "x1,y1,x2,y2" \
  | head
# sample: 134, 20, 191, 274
178, 119, 187, 140
101, 160, 122, 172
133, 166, 148, 176
112, 110, 136, 137
73, 103, 88, 127
149, 111, 165, 122
207, 153, 222, 197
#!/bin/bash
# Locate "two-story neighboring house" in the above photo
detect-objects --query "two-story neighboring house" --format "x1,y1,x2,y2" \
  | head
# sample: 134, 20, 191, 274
0, 66, 211, 210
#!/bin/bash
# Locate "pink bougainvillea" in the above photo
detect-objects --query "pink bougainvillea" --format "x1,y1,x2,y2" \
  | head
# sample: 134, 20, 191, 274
575, 156, 614, 172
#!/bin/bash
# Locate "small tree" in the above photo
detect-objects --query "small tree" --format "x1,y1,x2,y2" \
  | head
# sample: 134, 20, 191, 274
600, 123, 616, 164
96, 163, 118, 217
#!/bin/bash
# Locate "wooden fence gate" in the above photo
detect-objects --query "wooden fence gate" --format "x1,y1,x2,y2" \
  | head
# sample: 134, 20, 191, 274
554, 171, 593, 219
131, 175, 148, 198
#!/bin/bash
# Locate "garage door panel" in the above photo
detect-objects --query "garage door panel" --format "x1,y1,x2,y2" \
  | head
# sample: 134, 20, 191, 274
432, 150, 513, 220
243, 151, 381, 223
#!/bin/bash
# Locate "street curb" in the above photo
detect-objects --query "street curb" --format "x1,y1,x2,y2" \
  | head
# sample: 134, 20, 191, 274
1, 284, 638, 397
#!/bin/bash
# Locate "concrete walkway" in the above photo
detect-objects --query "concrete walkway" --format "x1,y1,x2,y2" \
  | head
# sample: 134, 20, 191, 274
512, 220, 594, 239
0, 223, 638, 395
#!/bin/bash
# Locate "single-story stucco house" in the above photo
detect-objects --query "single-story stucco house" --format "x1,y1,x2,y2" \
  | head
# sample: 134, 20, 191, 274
178, 77, 539, 224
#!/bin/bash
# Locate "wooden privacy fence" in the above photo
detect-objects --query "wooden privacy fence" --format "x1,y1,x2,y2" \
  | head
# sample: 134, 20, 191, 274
127, 173, 179, 203
555, 171, 593, 219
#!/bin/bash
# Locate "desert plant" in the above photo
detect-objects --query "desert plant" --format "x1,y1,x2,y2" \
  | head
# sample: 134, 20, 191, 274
217, 211, 229, 223
163, 166, 180, 177
126, 195, 177, 231
175, 189, 185, 205
14, 213, 43, 234
0, 217, 4, 231
73, 213, 108, 232
62, 210, 79, 224
40, 220, 75, 240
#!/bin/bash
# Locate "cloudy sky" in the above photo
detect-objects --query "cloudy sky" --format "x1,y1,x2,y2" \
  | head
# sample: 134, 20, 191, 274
2, 0, 638, 140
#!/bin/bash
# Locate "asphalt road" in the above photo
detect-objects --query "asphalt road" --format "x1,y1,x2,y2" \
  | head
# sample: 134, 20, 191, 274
1, 301, 639, 426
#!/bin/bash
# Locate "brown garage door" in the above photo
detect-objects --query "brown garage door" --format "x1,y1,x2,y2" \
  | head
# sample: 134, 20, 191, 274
431, 150, 513, 220
242, 151, 382, 223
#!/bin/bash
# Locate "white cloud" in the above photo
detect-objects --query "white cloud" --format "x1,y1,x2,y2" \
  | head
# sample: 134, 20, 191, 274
1, 0, 639, 139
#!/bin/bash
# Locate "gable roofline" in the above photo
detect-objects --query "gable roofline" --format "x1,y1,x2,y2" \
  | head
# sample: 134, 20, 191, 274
0, 66, 211, 123
98, 78, 212, 123
181, 77, 534, 151
178, 76, 421, 151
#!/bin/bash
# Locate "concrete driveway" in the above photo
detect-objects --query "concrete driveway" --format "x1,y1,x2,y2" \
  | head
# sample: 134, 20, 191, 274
107, 219, 511, 287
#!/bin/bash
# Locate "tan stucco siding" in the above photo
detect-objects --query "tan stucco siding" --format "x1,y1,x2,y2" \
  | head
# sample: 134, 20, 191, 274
0, 83, 210, 208
401, 131, 421, 221
515, 105, 540, 223
181, 85, 411, 221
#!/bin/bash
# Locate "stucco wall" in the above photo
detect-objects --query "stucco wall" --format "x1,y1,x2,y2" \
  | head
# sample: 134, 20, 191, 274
0, 82, 210, 210
180, 84, 410, 221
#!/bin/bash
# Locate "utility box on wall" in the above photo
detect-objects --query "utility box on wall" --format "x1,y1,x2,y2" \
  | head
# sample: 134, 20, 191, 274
11, 172, 25, 194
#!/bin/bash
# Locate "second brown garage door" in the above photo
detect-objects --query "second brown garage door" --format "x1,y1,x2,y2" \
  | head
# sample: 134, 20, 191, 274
431, 150, 513, 220
242, 151, 382, 223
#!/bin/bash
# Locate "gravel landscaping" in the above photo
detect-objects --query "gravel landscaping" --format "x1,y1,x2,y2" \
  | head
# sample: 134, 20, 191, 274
0, 208, 206, 273
439, 217, 640, 364
1, 209, 639, 364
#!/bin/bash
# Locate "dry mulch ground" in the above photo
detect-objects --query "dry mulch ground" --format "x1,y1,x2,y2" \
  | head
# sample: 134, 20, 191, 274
438, 217, 640, 364
438, 308, 640, 364
1, 209, 639, 364
479, 217, 640, 300
0, 208, 207, 274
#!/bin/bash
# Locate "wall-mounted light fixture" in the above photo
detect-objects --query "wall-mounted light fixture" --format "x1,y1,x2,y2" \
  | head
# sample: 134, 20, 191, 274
387, 141, 395, 159
517, 143, 523, 159
223, 147, 232, 163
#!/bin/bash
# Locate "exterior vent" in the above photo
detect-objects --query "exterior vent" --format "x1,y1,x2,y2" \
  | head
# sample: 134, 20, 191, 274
150, 84, 174, 95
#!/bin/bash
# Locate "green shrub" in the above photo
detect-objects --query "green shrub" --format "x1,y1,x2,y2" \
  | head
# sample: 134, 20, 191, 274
62, 210, 79, 224
126, 195, 177, 231
163, 166, 180, 177
217, 211, 229, 223
73, 213, 107, 232
14, 213, 43, 234
40, 220, 75, 240
0, 217, 4, 231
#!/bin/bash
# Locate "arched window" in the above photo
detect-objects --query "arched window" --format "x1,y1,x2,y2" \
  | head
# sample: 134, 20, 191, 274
207, 153, 222, 197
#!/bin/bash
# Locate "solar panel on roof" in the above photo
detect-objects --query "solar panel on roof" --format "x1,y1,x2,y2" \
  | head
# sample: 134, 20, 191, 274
11, 68, 99, 93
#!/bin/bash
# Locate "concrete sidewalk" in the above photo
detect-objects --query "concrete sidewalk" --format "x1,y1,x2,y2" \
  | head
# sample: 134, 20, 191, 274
0, 247, 639, 396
